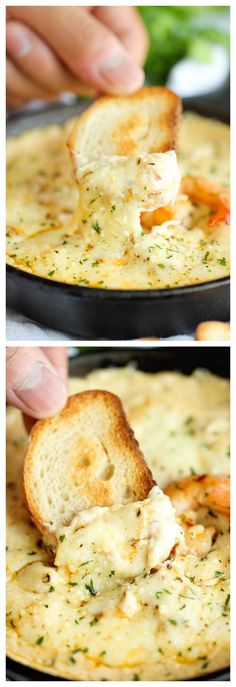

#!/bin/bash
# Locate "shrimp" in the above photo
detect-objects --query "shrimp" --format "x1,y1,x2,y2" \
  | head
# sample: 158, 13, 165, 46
141, 176, 230, 230
141, 196, 192, 229
165, 475, 230, 557
165, 475, 230, 517
181, 176, 230, 227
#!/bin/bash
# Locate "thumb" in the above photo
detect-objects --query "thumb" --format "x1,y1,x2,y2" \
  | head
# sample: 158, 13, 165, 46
6, 347, 67, 419
8, 6, 145, 95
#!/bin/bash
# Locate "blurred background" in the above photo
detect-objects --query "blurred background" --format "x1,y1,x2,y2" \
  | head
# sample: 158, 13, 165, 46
139, 6, 229, 97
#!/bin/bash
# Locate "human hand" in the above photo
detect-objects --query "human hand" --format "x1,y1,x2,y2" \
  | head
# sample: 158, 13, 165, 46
6, 6, 149, 108
6, 347, 68, 429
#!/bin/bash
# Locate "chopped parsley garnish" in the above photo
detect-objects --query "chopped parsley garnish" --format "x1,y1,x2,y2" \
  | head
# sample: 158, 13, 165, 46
59, 534, 65, 542
68, 581, 78, 586
72, 647, 88, 654
78, 560, 93, 568
92, 220, 102, 234
36, 636, 44, 645
225, 594, 230, 608
85, 579, 97, 596
48, 270, 55, 277
133, 674, 140, 680
69, 655, 76, 664
49, 585, 55, 592
217, 257, 226, 266
202, 661, 209, 669
169, 618, 177, 625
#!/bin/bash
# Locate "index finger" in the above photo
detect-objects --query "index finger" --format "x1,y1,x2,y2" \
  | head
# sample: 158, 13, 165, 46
93, 7, 149, 66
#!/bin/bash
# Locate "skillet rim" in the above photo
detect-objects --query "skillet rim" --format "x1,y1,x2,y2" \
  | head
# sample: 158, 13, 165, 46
6, 263, 230, 300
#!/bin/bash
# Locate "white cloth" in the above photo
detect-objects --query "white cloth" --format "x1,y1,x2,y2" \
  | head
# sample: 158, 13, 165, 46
6, 308, 193, 341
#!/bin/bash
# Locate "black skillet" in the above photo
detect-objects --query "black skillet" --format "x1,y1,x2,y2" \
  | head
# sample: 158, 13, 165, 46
6, 346, 230, 680
6, 85, 230, 339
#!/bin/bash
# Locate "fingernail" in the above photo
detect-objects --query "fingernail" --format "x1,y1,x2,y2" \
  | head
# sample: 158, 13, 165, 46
14, 362, 67, 416
7, 24, 31, 58
98, 52, 144, 91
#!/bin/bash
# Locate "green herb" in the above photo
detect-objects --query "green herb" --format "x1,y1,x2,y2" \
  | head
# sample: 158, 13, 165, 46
90, 616, 99, 626
189, 576, 195, 583
111, 205, 116, 212
215, 570, 223, 577
100, 650, 106, 657
184, 416, 194, 426
78, 560, 93, 568
202, 661, 209, 669
36, 636, 44, 645
59, 534, 65, 542
109, 570, 115, 577
202, 251, 210, 263
224, 594, 230, 609
155, 591, 163, 599
48, 270, 55, 277
10, 618, 16, 628
169, 618, 177, 625
85, 579, 97, 596
68, 582, 78, 586
49, 586, 55, 592
133, 674, 140, 680
92, 220, 102, 234
217, 257, 226, 266
69, 656, 76, 664
190, 467, 196, 475
27, 551, 37, 555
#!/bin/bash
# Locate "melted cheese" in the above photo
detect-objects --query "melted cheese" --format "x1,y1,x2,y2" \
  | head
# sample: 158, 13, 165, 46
55, 487, 183, 587
6, 369, 230, 680
72, 150, 180, 242
6, 113, 230, 289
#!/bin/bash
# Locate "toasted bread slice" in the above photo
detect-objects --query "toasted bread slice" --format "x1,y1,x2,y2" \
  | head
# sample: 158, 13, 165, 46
24, 390, 155, 539
68, 86, 182, 166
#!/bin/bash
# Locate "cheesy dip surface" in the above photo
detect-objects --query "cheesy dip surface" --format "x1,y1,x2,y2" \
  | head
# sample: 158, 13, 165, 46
6, 368, 230, 680
6, 113, 230, 289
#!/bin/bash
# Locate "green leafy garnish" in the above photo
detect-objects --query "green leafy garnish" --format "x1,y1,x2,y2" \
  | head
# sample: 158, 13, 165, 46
92, 220, 102, 234
85, 579, 97, 596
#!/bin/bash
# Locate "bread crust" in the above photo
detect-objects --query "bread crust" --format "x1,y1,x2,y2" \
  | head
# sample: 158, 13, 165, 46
68, 86, 182, 163
24, 390, 155, 537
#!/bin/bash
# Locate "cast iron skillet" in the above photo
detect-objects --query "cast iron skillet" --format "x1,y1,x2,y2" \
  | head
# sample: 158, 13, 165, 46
6, 89, 230, 338
6, 346, 230, 681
